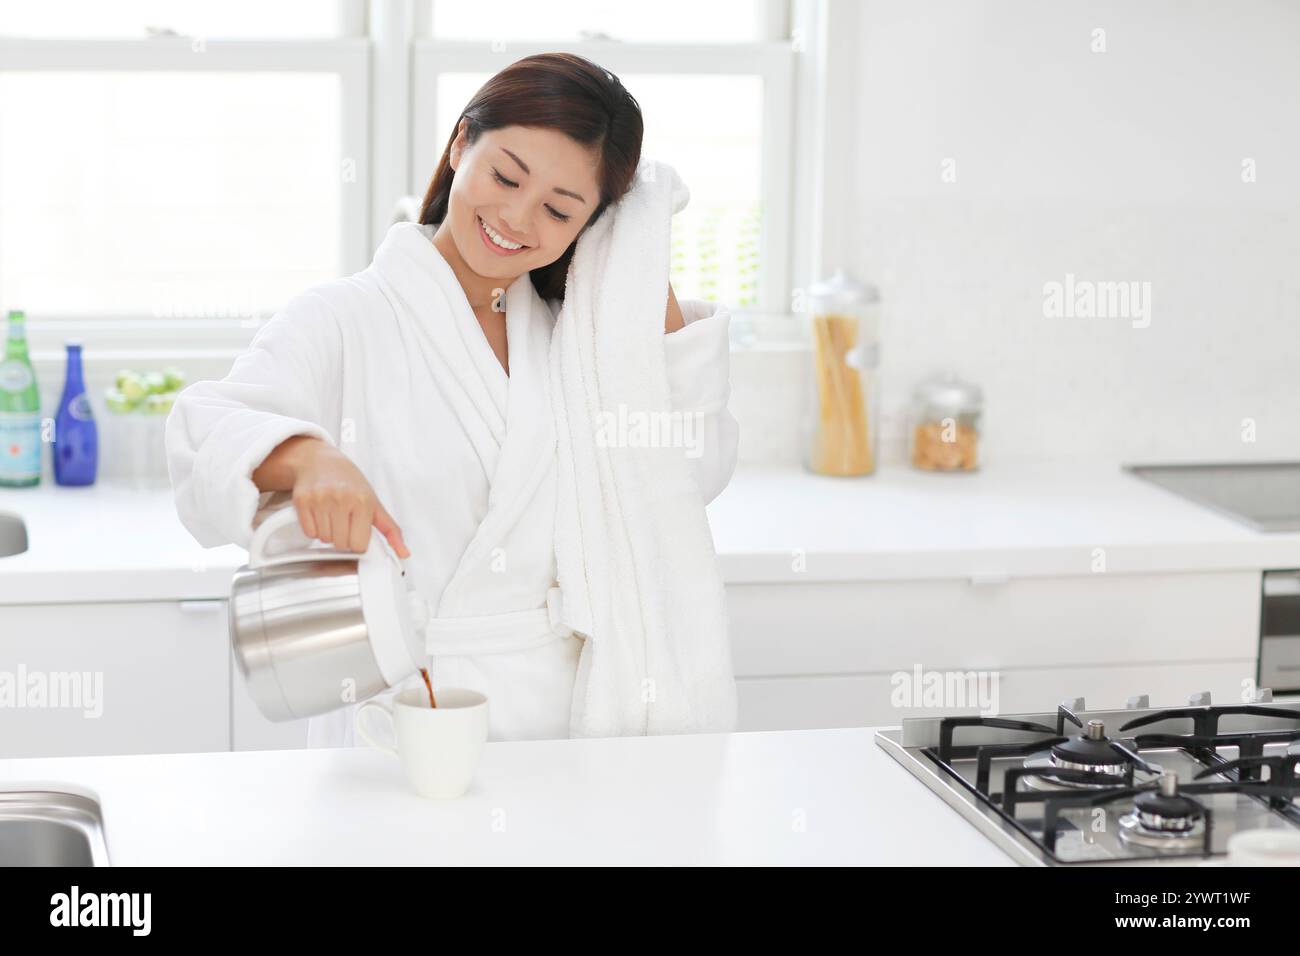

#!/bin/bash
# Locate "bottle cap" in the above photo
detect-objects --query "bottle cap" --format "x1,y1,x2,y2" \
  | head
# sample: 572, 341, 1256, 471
914, 371, 983, 414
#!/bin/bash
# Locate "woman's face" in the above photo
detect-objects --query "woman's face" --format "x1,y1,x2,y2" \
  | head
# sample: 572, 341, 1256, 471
443, 121, 601, 282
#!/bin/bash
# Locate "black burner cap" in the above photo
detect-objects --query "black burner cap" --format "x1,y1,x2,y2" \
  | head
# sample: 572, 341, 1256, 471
1050, 734, 1122, 767
1134, 788, 1202, 821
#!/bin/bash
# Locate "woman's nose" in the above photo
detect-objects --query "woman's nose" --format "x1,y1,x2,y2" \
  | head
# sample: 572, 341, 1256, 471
499, 207, 530, 239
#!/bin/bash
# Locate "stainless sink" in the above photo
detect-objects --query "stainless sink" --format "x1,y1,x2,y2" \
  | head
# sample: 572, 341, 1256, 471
0, 511, 27, 557
0, 790, 110, 866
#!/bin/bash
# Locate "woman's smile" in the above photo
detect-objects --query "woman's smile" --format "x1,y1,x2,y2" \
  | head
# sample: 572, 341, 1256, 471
476, 214, 530, 256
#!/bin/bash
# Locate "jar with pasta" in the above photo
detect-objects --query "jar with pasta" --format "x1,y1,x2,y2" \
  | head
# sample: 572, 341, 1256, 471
909, 372, 982, 472
803, 269, 881, 476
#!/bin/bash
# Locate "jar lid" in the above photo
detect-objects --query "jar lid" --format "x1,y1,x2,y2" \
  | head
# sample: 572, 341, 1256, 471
913, 371, 982, 411
807, 268, 880, 310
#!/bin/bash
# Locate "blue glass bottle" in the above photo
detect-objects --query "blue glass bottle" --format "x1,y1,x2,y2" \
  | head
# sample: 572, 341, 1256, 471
53, 342, 98, 486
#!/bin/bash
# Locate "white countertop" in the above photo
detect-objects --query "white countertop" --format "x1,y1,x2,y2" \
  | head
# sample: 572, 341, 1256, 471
709, 461, 1300, 581
2, 461, 1298, 603
0, 727, 1013, 866
0, 480, 244, 603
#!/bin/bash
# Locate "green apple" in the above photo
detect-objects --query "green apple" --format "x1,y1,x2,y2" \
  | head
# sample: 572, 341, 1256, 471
162, 366, 186, 391
117, 372, 147, 403
104, 387, 136, 414
144, 391, 176, 415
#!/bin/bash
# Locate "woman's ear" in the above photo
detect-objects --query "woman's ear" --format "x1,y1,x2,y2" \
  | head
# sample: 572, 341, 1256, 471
448, 117, 469, 172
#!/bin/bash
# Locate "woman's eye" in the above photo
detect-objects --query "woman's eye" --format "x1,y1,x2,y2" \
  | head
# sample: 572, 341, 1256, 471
491, 168, 569, 222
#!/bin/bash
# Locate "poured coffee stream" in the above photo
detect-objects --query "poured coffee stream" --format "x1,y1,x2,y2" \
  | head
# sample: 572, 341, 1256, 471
418, 667, 438, 708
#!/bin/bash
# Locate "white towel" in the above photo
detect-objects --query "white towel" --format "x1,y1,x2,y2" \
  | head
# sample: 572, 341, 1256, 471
550, 157, 739, 738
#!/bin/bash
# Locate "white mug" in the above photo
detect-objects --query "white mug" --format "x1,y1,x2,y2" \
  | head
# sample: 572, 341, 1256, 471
1226, 828, 1300, 866
355, 687, 488, 799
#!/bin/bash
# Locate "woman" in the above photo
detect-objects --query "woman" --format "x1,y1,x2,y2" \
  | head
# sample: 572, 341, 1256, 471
166, 53, 739, 746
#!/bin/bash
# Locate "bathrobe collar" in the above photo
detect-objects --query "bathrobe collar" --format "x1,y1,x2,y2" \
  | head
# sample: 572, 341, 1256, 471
369, 221, 559, 616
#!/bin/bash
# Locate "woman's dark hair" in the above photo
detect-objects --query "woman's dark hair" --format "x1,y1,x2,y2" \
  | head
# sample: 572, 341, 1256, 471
419, 53, 644, 302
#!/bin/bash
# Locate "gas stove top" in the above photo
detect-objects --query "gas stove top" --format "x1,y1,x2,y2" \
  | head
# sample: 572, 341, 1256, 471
875, 693, 1300, 866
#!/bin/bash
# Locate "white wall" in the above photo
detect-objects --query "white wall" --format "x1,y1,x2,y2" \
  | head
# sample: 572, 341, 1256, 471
736, 0, 1300, 468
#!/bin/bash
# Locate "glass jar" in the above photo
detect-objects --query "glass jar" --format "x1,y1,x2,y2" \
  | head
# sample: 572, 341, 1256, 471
909, 372, 982, 472
803, 269, 881, 476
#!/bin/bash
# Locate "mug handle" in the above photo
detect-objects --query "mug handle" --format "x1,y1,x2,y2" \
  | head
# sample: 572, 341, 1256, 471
355, 699, 398, 755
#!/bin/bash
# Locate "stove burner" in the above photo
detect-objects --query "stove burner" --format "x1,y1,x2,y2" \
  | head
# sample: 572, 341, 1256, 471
912, 696, 1300, 865
1022, 719, 1151, 790
1050, 719, 1127, 774
1021, 754, 1123, 790
1117, 774, 1207, 849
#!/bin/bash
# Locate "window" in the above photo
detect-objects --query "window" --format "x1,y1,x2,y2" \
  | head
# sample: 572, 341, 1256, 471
413, 0, 794, 312
0, 1, 368, 334
1, 72, 343, 318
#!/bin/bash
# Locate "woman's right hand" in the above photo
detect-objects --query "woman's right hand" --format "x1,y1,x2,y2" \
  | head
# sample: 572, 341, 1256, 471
265, 436, 411, 557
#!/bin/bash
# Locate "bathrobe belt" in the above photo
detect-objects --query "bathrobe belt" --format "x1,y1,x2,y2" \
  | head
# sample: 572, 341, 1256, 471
423, 586, 576, 657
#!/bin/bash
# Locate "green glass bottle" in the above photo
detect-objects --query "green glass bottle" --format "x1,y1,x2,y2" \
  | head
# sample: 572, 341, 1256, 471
0, 310, 42, 487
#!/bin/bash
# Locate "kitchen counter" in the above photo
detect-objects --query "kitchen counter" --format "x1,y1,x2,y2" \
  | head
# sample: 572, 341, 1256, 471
710, 461, 1300, 581
0, 726, 1013, 866
2, 461, 1299, 603
0, 480, 244, 603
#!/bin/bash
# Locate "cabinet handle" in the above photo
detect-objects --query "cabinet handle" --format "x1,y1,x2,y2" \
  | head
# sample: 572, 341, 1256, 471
1264, 573, 1300, 597
179, 600, 226, 613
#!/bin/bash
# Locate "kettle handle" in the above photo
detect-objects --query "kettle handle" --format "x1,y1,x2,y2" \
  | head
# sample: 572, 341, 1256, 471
248, 506, 364, 569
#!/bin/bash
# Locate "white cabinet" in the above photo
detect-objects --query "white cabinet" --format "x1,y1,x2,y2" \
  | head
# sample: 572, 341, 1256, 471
727, 571, 1262, 731
0, 597, 310, 757
0, 599, 230, 757
0, 568, 1266, 752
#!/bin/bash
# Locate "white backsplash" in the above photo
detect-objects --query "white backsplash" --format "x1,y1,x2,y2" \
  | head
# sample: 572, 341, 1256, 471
846, 198, 1300, 467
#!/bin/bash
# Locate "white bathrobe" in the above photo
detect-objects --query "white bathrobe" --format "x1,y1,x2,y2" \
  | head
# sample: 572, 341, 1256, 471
166, 222, 739, 746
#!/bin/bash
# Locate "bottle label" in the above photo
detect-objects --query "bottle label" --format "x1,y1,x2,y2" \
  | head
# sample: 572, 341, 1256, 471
0, 360, 33, 392
0, 411, 41, 481
67, 393, 93, 422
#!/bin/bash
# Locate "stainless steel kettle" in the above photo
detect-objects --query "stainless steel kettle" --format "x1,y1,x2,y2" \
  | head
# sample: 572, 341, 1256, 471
229, 506, 431, 722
